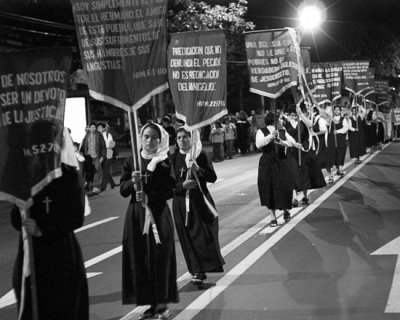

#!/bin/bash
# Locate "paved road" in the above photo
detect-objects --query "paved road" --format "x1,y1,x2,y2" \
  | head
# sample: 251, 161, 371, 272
1, 143, 400, 320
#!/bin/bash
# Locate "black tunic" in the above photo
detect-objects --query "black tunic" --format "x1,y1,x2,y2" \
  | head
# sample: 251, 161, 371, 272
365, 110, 378, 147
257, 128, 293, 210
328, 117, 347, 167
120, 157, 178, 306
348, 116, 367, 158
285, 121, 326, 191
170, 151, 225, 275
11, 164, 89, 320
312, 116, 330, 170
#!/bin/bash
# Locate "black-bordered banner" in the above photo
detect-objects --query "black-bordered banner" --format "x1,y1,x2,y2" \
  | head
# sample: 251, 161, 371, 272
0, 47, 71, 209
168, 30, 227, 130
71, 0, 168, 111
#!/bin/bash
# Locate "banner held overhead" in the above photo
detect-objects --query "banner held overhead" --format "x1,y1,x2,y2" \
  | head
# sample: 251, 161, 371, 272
71, 0, 169, 111
342, 60, 370, 95
168, 30, 227, 130
310, 62, 342, 105
0, 47, 71, 209
245, 28, 301, 99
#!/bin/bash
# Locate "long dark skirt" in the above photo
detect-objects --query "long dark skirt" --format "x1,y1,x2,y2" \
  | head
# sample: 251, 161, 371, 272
365, 123, 378, 147
173, 195, 224, 275
258, 154, 293, 210
122, 202, 178, 305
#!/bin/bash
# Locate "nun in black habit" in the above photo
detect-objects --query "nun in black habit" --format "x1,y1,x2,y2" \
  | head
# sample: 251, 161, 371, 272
170, 127, 224, 285
121, 122, 178, 320
11, 126, 89, 320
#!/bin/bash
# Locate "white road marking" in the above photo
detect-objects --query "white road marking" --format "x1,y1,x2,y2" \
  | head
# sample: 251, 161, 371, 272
0, 291, 15, 309
75, 216, 119, 233
87, 272, 103, 279
172, 144, 384, 320
371, 236, 400, 313
84, 246, 122, 268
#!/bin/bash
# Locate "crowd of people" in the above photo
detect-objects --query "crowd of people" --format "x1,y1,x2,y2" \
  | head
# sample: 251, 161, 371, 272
10, 99, 393, 320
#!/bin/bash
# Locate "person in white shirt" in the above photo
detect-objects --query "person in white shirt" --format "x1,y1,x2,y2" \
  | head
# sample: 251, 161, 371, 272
256, 111, 302, 227
328, 105, 349, 177
98, 123, 117, 191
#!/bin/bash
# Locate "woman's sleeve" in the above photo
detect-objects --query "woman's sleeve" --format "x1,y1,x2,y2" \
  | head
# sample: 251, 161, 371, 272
196, 152, 217, 183
120, 158, 135, 198
256, 129, 274, 149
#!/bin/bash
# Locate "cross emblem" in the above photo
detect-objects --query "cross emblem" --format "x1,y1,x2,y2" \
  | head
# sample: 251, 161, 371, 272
179, 167, 186, 178
142, 172, 150, 184
43, 197, 52, 214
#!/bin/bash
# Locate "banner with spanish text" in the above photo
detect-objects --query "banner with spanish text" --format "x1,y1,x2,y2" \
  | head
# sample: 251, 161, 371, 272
0, 48, 71, 209
363, 68, 375, 97
311, 62, 342, 105
71, 0, 168, 111
374, 80, 389, 106
342, 60, 370, 94
168, 30, 227, 130
245, 28, 301, 99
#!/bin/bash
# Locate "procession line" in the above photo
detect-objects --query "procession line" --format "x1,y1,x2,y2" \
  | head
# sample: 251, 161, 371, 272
120, 145, 389, 320
171, 143, 385, 320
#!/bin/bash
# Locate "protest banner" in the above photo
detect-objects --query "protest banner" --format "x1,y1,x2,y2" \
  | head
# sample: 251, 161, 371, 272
71, 0, 169, 171
291, 47, 313, 104
301, 47, 314, 92
363, 67, 375, 97
342, 60, 370, 94
71, 0, 168, 111
168, 30, 227, 130
374, 80, 390, 106
245, 28, 301, 99
0, 47, 71, 209
311, 62, 342, 105
393, 108, 400, 126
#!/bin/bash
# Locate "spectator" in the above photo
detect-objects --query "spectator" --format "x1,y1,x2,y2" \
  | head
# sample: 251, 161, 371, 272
98, 123, 117, 191
162, 116, 177, 154
79, 122, 106, 194
210, 121, 224, 162
223, 117, 236, 159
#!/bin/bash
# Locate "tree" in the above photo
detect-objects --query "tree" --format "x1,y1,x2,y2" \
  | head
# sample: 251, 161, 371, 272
167, 0, 255, 112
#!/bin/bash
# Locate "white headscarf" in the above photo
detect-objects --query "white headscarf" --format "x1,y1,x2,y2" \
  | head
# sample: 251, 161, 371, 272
177, 127, 202, 168
61, 128, 79, 168
140, 122, 169, 172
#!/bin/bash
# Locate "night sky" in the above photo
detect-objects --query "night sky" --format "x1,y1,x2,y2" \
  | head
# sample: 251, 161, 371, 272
207, 0, 400, 63
1, 0, 400, 65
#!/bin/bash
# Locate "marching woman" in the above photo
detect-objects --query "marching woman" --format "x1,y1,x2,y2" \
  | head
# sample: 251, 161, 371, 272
328, 105, 349, 177
256, 111, 294, 227
312, 107, 334, 183
170, 127, 224, 285
348, 106, 367, 164
285, 105, 326, 206
11, 125, 89, 320
376, 107, 386, 149
364, 102, 378, 153
120, 122, 178, 320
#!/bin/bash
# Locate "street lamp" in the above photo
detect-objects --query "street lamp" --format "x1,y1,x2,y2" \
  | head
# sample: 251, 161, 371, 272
298, 1, 326, 31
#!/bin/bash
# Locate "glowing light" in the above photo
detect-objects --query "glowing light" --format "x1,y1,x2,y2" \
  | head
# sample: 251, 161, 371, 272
299, 5, 323, 30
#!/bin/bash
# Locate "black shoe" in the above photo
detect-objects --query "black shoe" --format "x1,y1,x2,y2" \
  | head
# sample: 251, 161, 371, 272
138, 306, 156, 320
292, 199, 298, 207
270, 219, 278, 227
191, 273, 207, 284
283, 211, 291, 222
336, 170, 344, 177
301, 197, 309, 205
